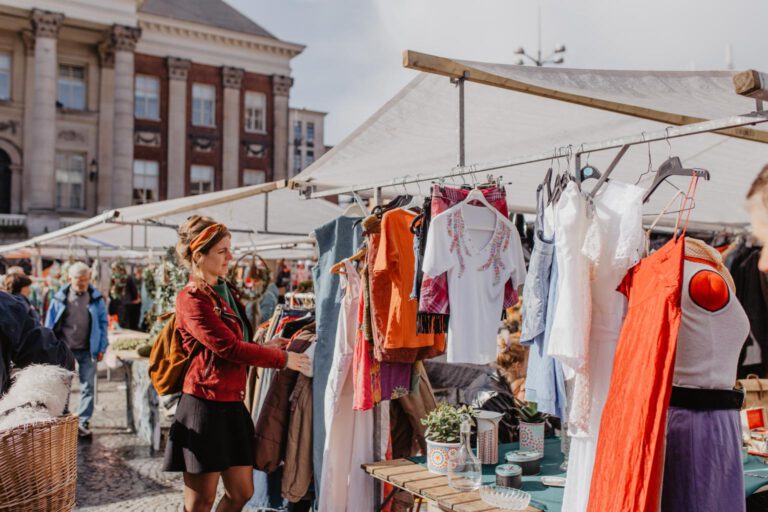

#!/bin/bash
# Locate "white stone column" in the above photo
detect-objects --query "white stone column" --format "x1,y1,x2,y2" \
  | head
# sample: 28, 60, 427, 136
222, 66, 243, 190
25, 10, 63, 217
271, 75, 292, 182
96, 41, 115, 213
20, 30, 36, 214
166, 57, 190, 199
110, 25, 141, 208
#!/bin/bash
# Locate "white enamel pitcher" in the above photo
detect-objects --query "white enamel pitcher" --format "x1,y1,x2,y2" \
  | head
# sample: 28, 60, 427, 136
475, 410, 504, 464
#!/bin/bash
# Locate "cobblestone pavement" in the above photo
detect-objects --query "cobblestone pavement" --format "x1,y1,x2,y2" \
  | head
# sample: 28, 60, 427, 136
71, 367, 227, 511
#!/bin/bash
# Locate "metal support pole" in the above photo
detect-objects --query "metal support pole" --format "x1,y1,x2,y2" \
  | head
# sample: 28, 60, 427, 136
374, 187, 383, 207
264, 191, 269, 232
450, 72, 468, 167
373, 403, 382, 507
574, 153, 581, 183
589, 144, 630, 198
458, 74, 466, 167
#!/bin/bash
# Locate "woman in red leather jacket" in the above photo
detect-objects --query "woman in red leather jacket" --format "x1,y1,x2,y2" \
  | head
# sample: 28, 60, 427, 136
163, 215, 310, 512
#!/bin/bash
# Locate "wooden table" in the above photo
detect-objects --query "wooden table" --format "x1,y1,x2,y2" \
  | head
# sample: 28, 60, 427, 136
362, 458, 541, 512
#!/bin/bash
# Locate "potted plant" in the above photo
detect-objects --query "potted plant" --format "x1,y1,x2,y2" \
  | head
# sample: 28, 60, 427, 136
513, 398, 546, 454
421, 403, 478, 474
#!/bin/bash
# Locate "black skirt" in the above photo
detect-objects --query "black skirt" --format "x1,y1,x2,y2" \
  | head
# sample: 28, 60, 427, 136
163, 393, 255, 474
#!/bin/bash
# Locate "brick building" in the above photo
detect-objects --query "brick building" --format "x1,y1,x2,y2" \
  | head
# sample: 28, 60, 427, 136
0, 0, 303, 242
288, 107, 327, 178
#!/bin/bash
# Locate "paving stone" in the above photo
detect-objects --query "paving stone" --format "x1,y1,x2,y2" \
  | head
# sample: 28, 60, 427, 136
68, 368, 238, 511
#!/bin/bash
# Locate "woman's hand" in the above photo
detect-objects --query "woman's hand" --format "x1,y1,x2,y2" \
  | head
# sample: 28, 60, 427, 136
286, 351, 311, 375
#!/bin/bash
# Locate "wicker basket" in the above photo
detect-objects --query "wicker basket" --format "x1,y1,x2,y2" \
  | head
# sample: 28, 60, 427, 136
0, 415, 78, 511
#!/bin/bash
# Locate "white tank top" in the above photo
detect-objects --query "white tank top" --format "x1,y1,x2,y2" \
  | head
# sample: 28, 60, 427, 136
673, 260, 750, 390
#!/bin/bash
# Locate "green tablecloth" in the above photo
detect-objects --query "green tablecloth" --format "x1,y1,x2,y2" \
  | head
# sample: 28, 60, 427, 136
412, 438, 767, 511
743, 455, 768, 496
411, 438, 566, 511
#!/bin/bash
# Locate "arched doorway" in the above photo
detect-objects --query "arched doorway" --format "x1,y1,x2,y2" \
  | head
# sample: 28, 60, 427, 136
0, 149, 10, 214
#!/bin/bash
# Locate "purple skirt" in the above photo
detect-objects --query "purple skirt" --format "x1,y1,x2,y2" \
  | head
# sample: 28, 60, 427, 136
661, 406, 745, 512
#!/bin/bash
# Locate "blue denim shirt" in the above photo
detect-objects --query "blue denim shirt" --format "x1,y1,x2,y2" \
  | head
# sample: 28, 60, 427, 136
311, 215, 363, 497
520, 189, 567, 421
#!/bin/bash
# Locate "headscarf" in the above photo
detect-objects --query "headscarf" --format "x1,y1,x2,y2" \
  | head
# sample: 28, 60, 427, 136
190, 223, 228, 253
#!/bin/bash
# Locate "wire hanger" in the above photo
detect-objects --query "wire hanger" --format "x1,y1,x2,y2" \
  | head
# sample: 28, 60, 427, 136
401, 177, 422, 212
634, 132, 654, 186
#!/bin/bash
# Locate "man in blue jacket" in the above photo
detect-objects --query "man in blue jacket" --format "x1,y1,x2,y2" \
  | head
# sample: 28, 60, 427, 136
45, 262, 108, 438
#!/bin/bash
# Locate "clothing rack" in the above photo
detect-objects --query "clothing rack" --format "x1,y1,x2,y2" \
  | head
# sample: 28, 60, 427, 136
284, 292, 315, 311
306, 62, 768, 510
299, 110, 768, 201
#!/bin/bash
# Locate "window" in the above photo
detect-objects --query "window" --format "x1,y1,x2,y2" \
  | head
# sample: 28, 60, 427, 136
243, 169, 266, 186
58, 65, 86, 110
293, 147, 302, 174
133, 160, 159, 204
190, 165, 214, 195
306, 149, 315, 167
55, 152, 85, 210
192, 83, 215, 126
244, 92, 266, 133
293, 120, 302, 144
0, 53, 11, 101
135, 75, 159, 119
306, 122, 315, 147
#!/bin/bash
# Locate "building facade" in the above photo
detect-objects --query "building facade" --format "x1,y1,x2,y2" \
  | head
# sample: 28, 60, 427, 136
288, 107, 327, 178
0, 0, 303, 242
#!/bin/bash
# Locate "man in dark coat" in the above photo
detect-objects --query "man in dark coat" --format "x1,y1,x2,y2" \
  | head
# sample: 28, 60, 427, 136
0, 290, 75, 396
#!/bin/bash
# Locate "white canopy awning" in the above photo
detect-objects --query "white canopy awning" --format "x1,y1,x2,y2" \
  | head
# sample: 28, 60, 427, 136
0, 181, 341, 258
292, 52, 768, 229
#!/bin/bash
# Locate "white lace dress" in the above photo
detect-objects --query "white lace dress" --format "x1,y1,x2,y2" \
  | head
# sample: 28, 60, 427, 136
548, 182, 592, 432
561, 180, 645, 512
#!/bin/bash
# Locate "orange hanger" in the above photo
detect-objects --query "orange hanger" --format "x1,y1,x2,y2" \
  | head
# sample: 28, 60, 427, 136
330, 260, 347, 275
329, 246, 367, 275
349, 246, 366, 262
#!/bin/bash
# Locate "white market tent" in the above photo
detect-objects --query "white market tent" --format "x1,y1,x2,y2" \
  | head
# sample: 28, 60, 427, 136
0, 181, 339, 260
292, 51, 768, 230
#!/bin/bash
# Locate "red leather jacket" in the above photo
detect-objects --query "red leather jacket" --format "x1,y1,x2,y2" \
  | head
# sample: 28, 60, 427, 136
176, 281, 287, 402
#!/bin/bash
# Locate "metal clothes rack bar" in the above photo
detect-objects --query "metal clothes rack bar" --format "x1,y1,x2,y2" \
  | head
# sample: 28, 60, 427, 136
298, 111, 768, 199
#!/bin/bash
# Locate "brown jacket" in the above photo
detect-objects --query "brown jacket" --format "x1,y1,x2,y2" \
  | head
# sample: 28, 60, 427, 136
282, 373, 313, 502
253, 329, 315, 473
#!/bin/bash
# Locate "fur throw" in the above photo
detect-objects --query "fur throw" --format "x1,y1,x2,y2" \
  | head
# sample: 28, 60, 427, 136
0, 364, 74, 431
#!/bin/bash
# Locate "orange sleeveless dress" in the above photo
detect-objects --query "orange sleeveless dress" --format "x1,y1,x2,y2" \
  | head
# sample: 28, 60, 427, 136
587, 236, 685, 512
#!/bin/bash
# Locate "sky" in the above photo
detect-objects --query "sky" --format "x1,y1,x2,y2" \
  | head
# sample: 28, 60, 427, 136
230, 0, 768, 146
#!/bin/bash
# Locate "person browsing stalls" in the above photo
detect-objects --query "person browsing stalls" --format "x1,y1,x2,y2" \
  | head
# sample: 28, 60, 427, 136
162, 215, 310, 512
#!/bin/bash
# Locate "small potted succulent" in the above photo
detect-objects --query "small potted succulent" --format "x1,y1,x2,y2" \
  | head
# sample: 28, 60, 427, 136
513, 398, 546, 454
421, 403, 478, 474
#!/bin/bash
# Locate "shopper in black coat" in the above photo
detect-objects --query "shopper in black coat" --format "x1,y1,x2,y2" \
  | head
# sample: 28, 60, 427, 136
0, 290, 75, 395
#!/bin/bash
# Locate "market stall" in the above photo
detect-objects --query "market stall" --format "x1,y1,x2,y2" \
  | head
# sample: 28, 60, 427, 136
282, 52, 768, 512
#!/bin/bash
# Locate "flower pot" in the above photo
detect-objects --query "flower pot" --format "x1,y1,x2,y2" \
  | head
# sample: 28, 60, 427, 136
519, 421, 545, 454
426, 438, 461, 474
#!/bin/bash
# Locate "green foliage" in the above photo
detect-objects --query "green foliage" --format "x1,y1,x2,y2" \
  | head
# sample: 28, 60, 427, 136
513, 398, 545, 423
110, 337, 149, 351
146, 247, 189, 338
142, 265, 157, 299
110, 259, 128, 298
136, 344, 153, 358
421, 403, 478, 444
